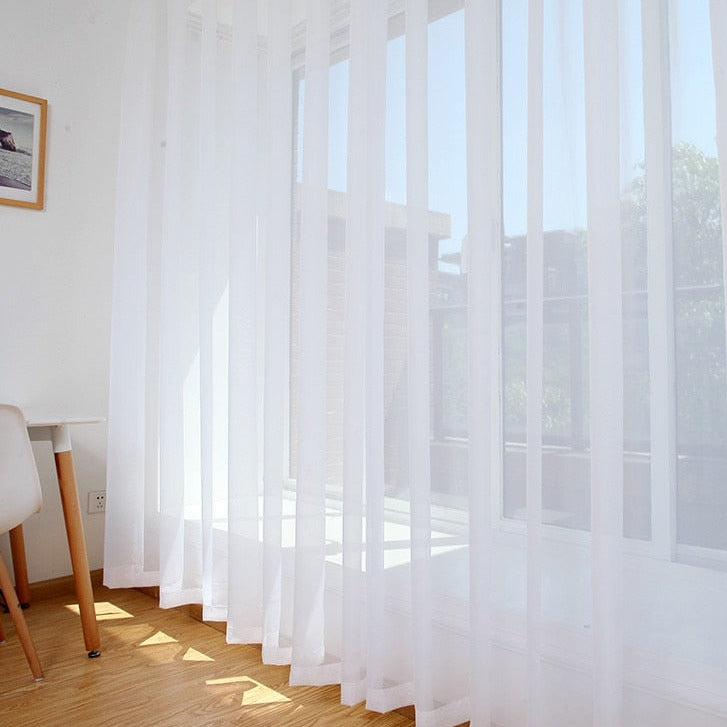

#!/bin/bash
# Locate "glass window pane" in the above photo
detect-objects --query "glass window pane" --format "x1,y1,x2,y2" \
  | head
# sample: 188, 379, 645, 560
670, 0, 727, 551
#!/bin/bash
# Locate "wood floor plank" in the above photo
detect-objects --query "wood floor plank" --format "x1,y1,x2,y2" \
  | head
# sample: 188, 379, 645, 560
0, 584, 414, 726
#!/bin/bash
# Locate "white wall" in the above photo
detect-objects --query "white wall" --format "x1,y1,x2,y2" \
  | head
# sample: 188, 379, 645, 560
0, 0, 129, 581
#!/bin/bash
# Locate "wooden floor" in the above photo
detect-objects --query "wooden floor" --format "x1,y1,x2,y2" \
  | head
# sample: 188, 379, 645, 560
0, 581, 413, 726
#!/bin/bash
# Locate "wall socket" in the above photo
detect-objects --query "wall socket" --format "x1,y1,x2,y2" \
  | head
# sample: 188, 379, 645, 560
88, 490, 106, 513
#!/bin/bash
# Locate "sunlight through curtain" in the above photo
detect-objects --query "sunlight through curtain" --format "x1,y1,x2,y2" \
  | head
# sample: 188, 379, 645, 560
106, 0, 727, 724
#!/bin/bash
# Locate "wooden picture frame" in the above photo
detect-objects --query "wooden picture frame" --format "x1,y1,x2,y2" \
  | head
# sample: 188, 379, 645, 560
0, 88, 47, 209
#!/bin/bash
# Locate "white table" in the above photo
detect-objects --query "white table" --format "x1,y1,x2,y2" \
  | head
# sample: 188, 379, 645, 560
8, 417, 102, 658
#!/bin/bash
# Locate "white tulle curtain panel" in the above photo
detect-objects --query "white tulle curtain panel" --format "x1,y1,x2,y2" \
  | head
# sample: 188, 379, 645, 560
105, 0, 727, 724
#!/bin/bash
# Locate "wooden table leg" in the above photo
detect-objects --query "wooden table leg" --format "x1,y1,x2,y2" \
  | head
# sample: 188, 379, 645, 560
54, 448, 101, 657
8, 525, 31, 607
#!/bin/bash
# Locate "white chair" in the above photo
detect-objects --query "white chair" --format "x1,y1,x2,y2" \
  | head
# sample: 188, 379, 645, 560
0, 404, 43, 680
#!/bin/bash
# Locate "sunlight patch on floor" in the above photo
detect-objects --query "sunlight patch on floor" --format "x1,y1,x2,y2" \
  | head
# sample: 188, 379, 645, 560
139, 630, 178, 646
206, 676, 250, 685
183, 646, 214, 661
64, 602, 134, 620
206, 675, 292, 705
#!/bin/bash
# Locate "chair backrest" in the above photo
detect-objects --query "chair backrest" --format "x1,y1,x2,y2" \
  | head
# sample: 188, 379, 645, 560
0, 404, 42, 534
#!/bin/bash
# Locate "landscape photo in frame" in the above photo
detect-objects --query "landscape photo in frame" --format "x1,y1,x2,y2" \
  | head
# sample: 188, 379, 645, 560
0, 88, 47, 209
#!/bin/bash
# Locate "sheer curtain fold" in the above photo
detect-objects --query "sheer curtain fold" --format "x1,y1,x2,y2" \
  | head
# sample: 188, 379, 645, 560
525, 0, 544, 722
405, 0, 435, 719
360, 0, 389, 709
157, 0, 193, 608
106, 1, 727, 725
261, 0, 293, 665
464, 1, 499, 724
712, 0, 727, 332
642, 0, 676, 563
340, 0, 368, 704
196, 0, 221, 617
583, 1, 624, 724
290, 0, 332, 683
226, 0, 261, 643
105, 0, 161, 588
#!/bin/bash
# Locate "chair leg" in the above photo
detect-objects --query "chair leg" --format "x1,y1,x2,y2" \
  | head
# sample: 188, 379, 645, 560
0, 553, 43, 680
0, 613, 5, 642
9, 524, 31, 607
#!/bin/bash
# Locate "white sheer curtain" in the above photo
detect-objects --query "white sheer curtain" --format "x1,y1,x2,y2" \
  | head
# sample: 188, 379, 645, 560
105, 0, 727, 724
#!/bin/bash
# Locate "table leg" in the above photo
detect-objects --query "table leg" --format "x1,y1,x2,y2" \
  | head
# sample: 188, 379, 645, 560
54, 448, 101, 657
8, 525, 31, 607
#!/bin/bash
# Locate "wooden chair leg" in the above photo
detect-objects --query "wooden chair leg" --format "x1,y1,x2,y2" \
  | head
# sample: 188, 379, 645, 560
0, 553, 43, 680
0, 613, 5, 642
9, 524, 31, 606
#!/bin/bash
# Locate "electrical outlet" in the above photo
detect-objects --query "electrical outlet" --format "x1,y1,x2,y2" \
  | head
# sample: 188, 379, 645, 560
88, 490, 106, 513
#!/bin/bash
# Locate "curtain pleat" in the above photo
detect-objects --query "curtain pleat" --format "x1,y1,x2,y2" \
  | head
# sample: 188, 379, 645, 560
341, 0, 371, 705
584, 1, 625, 723
405, 0, 434, 720
290, 0, 332, 683
642, 0, 676, 562
712, 0, 727, 343
464, 1, 499, 725
196, 0, 220, 617
361, 0, 389, 710
260, 0, 293, 665
226, 0, 261, 643
526, 0, 544, 723
158, 0, 194, 608
105, 0, 160, 587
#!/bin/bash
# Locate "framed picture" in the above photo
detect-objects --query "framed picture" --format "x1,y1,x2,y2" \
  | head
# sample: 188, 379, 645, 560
0, 88, 47, 209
